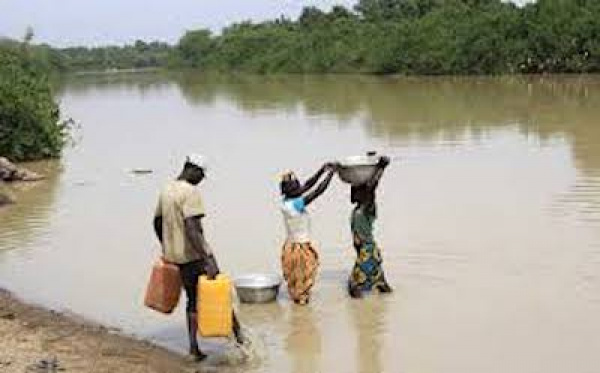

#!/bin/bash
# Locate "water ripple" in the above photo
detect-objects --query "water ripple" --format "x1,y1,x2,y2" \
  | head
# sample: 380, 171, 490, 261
549, 177, 600, 224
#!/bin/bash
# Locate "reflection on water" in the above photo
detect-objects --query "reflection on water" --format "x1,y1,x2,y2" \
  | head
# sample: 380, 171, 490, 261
54, 73, 600, 176
173, 73, 600, 176
350, 297, 387, 373
285, 306, 321, 373
1, 73, 600, 373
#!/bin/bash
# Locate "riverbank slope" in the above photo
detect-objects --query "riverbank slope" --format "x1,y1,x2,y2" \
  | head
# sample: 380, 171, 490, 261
0, 289, 198, 373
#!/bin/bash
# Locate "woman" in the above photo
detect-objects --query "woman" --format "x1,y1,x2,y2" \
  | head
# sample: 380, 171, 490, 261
348, 155, 393, 298
280, 163, 336, 305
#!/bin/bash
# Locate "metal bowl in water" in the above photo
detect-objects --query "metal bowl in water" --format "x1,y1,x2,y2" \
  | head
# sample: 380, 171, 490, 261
234, 274, 282, 303
337, 155, 380, 186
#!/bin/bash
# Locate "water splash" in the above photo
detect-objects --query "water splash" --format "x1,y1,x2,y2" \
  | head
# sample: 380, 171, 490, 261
202, 326, 266, 370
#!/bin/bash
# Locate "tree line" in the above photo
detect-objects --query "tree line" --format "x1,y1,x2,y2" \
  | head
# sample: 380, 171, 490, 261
4, 0, 600, 75
172, 0, 600, 74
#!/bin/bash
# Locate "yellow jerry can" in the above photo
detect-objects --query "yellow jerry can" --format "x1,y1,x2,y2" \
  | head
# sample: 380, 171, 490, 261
198, 274, 233, 337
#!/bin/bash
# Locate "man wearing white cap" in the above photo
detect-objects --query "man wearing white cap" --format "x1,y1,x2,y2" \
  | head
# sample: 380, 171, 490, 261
153, 155, 242, 361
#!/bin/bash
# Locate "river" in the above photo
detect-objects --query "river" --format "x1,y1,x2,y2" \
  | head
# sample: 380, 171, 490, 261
1, 73, 599, 373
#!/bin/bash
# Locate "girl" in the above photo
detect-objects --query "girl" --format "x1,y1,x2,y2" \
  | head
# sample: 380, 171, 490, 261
279, 163, 336, 304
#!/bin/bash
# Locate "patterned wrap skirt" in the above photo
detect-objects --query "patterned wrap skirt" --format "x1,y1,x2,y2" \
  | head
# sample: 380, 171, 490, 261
281, 241, 319, 304
349, 241, 386, 291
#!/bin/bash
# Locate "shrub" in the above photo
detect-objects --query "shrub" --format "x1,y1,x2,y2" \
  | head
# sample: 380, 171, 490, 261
0, 43, 69, 161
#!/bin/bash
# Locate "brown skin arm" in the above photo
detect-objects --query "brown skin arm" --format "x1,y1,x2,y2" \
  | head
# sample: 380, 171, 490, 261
366, 167, 385, 190
183, 215, 244, 342
366, 156, 390, 189
304, 168, 335, 206
183, 215, 210, 258
184, 215, 219, 278
298, 164, 327, 194
153, 216, 163, 244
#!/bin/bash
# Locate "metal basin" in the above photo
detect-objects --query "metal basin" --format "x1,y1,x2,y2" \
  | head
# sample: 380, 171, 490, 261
234, 274, 281, 303
337, 155, 380, 186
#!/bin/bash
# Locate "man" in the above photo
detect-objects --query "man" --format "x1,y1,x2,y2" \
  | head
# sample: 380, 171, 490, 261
153, 155, 243, 361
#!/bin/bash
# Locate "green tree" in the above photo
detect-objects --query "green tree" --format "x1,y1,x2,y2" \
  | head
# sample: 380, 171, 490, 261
0, 43, 69, 161
11, 0, 600, 76
176, 30, 215, 68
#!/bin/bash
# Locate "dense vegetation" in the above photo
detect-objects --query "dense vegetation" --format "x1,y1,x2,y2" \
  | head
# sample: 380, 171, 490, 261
0, 39, 172, 73
0, 39, 70, 161
172, 0, 600, 74
4, 0, 600, 76
57, 41, 172, 72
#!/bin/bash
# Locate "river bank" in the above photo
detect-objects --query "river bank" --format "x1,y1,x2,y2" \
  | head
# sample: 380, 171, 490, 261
0, 289, 200, 373
0, 157, 46, 207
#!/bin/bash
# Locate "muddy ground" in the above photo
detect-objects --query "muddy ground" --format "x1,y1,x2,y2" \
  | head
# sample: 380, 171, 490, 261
0, 289, 205, 373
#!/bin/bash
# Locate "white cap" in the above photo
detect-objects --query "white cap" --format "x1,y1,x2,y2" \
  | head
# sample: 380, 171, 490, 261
185, 154, 208, 171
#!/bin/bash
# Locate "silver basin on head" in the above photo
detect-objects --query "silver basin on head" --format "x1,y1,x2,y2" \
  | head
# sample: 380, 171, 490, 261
337, 154, 381, 186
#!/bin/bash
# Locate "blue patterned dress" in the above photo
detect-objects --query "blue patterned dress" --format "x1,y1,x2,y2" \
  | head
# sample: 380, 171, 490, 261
348, 205, 387, 291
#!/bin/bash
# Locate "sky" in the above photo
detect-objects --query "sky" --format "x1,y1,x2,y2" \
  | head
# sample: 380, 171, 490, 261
0, 0, 532, 47
0, 0, 356, 47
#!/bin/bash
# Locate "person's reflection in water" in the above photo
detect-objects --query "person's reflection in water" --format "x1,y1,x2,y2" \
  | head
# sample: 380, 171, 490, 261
285, 306, 322, 373
350, 297, 388, 373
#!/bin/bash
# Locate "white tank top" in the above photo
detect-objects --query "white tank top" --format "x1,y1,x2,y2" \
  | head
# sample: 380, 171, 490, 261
281, 197, 311, 243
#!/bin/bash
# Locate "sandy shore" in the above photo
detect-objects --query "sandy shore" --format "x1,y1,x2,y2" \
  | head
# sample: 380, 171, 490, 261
0, 289, 201, 373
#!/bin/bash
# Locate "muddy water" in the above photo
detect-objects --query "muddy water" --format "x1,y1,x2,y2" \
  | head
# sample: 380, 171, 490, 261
1, 73, 600, 373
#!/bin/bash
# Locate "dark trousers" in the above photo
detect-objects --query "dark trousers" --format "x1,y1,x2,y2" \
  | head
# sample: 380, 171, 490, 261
177, 260, 205, 313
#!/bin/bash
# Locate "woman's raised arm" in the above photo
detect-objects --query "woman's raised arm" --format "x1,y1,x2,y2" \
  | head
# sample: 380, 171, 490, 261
299, 164, 328, 194
304, 168, 336, 206
366, 156, 390, 190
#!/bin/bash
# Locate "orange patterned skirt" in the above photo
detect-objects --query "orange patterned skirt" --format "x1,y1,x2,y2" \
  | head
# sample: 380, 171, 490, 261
281, 241, 319, 305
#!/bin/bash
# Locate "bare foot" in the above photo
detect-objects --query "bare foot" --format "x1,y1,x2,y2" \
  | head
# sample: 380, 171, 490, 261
294, 298, 309, 305
234, 328, 245, 345
376, 283, 393, 293
348, 287, 363, 299
189, 348, 207, 362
